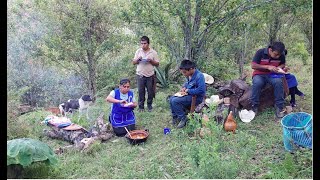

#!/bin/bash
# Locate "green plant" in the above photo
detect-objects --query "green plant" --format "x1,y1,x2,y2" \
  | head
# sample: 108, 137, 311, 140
292, 42, 309, 65
262, 153, 297, 179
7, 138, 58, 167
200, 59, 238, 80
155, 65, 170, 88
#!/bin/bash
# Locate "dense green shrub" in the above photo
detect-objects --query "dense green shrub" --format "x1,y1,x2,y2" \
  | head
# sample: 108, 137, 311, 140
197, 58, 239, 81
291, 42, 309, 65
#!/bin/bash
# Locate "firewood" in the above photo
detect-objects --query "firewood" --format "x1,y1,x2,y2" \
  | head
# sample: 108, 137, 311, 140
43, 112, 112, 150
81, 137, 95, 150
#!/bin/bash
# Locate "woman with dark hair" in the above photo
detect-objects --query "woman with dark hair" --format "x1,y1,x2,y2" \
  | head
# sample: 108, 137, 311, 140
282, 50, 305, 107
106, 79, 138, 136
269, 49, 305, 107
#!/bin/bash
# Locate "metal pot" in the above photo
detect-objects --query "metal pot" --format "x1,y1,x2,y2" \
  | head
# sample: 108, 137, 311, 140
125, 129, 149, 145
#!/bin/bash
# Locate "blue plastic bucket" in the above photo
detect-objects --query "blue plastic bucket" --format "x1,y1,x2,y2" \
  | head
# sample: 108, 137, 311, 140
281, 112, 312, 152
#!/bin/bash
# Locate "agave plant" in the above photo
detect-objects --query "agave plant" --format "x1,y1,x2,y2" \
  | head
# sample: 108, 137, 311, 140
155, 62, 172, 88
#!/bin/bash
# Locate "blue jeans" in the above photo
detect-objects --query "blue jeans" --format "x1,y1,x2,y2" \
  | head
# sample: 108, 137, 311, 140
169, 95, 202, 120
251, 74, 284, 109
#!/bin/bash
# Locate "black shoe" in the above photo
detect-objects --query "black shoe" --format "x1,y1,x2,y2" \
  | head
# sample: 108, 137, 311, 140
275, 106, 285, 118
138, 108, 145, 112
147, 105, 152, 112
177, 119, 187, 128
172, 117, 178, 125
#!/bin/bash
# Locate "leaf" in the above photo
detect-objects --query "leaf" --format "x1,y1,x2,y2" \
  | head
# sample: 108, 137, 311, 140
7, 138, 58, 167
155, 66, 169, 88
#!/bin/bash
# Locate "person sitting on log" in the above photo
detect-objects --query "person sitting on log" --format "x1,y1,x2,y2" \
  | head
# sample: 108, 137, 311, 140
169, 59, 206, 128
106, 78, 138, 136
250, 41, 286, 118
282, 49, 305, 107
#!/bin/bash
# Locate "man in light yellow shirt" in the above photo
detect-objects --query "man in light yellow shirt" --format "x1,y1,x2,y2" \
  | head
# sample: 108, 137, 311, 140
132, 36, 160, 112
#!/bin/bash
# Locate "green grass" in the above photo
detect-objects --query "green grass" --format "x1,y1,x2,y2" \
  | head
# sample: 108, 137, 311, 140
7, 58, 312, 179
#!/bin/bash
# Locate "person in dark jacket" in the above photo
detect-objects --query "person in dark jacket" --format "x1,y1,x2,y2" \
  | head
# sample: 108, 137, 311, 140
169, 59, 206, 128
106, 79, 138, 136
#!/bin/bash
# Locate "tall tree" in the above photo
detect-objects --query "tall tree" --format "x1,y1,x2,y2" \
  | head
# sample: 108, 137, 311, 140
34, 0, 120, 100
253, 0, 312, 45
123, 0, 263, 64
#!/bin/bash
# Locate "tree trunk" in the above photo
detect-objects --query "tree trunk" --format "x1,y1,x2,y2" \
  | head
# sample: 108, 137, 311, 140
191, 0, 202, 62
269, 16, 280, 45
84, 12, 97, 102
182, 0, 192, 60
302, 20, 312, 55
240, 25, 247, 78
87, 55, 97, 102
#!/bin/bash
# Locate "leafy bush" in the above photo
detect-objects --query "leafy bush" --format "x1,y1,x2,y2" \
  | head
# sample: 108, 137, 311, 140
8, 110, 50, 140
198, 58, 238, 81
97, 54, 137, 92
7, 88, 29, 121
291, 42, 309, 65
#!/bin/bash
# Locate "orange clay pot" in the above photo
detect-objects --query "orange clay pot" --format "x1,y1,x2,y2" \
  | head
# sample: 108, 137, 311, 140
224, 111, 237, 133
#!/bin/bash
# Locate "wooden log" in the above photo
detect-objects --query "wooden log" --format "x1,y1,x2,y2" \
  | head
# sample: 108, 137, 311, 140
218, 79, 250, 108
239, 85, 276, 111
218, 84, 234, 97
43, 125, 91, 149
230, 79, 250, 97
238, 88, 252, 110
239, 77, 289, 111
229, 94, 240, 108
43, 112, 113, 150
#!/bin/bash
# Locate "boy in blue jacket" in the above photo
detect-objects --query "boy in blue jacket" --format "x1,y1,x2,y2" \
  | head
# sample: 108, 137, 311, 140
169, 59, 206, 128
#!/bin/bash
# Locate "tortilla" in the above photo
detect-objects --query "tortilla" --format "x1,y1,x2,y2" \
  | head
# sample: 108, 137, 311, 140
123, 102, 133, 107
174, 92, 187, 97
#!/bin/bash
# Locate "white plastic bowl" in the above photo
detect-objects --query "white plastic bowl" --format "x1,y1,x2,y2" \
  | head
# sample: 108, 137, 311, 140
239, 109, 255, 123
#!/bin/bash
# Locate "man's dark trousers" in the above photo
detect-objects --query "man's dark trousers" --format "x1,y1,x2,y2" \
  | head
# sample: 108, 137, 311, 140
137, 75, 154, 110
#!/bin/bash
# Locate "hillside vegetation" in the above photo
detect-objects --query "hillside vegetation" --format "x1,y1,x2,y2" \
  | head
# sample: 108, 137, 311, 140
7, 0, 312, 178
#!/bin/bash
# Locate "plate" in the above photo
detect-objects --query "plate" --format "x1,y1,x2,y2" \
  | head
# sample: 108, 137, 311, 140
174, 92, 187, 97
276, 68, 288, 74
123, 102, 134, 107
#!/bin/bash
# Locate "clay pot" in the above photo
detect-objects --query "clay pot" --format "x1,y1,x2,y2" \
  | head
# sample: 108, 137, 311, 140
125, 129, 149, 145
224, 111, 237, 133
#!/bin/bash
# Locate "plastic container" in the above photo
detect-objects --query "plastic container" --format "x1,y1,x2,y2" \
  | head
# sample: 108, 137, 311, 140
281, 112, 312, 152
164, 128, 171, 135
